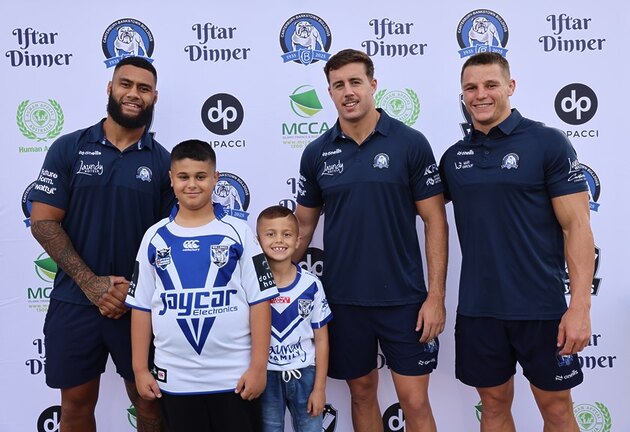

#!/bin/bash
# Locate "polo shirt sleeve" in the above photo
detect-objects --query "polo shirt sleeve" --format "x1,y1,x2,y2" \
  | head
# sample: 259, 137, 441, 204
239, 225, 279, 305
543, 128, 589, 198
297, 145, 323, 208
28, 136, 74, 210
408, 131, 443, 201
438, 150, 451, 202
125, 229, 156, 311
311, 277, 332, 329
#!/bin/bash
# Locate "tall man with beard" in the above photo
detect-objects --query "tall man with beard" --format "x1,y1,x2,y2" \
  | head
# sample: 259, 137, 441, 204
30, 56, 175, 432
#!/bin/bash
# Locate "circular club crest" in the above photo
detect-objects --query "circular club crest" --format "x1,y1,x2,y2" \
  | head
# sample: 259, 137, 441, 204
34, 252, 57, 283
375, 89, 420, 126
21, 181, 38, 227
102, 18, 154, 67
456, 9, 509, 58
17, 99, 64, 142
573, 402, 612, 432
580, 163, 601, 211
212, 172, 250, 220
279, 13, 332, 65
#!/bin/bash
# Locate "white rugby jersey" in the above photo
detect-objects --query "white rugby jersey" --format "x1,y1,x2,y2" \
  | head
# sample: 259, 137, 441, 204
268, 265, 332, 371
126, 208, 278, 394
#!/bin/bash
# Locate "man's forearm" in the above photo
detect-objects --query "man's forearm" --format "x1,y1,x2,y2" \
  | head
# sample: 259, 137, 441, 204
424, 218, 448, 297
31, 220, 103, 303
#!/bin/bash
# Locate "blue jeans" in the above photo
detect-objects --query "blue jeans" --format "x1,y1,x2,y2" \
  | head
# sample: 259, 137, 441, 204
261, 365, 322, 432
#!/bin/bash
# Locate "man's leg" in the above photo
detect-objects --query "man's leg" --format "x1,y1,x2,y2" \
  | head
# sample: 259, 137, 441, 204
60, 378, 100, 432
531, 385, 579, 432
347, 369, 383, 432
476, 378, 516, 432
390, 372, 436, 432
125, 380, 165, 432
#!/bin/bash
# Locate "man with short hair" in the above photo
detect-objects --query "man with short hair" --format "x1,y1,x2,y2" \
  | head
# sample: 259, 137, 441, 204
30, 56, 175, 432
295, 48, 448, 432
440, 52, 594, 432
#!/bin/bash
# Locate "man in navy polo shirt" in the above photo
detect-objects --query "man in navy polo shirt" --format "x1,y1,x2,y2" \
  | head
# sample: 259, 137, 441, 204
294, 49, 448, 432
440, 52, 594, 432
30, 56, 174, 432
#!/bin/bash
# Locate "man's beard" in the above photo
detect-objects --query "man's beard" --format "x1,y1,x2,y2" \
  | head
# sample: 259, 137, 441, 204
107, 94, 154, 129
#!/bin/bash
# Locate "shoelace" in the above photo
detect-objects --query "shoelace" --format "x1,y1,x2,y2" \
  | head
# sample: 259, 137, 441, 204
282, 369, 302, 382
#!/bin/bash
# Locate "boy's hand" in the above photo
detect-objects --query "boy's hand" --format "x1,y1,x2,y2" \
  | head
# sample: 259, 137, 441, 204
135, 369, 162, 401
307, 388, 326, 417
235, 367, 266, 400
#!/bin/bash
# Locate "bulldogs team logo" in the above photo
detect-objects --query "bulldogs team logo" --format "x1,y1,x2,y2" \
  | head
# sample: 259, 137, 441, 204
155, 247, 172, 270
136, 166, 152, 182
212, 172, 250, 220
17, 99, 64, 142
322, 404, 338, 432
279, 13, 332, 65
373, 153, 390, 169
374, 89, 420, 126
556, 353, 575, 367
424, 338, 439, 353
501, 153, 519, 169
102, 18, 155, 68
456, 9, 509, 58
298, 299, 314, 319
211, 245, 230, 268
580, 163, 601, 212
21, 181, 37, 227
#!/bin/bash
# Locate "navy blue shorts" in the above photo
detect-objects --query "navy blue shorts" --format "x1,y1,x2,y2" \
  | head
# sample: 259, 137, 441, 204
455, 315, 583, 391
43, 298, 135, 388
327, 303, 439, 380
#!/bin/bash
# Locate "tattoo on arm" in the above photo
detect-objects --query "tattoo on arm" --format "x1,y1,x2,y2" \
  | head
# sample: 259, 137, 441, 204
31, 220, 107, 304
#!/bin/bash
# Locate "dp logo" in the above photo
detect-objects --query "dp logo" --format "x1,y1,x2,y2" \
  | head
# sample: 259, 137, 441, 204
201, 93, 244, 135
554, 83, 598, 125
383, 402, 406, 431
38, 405, 61, 432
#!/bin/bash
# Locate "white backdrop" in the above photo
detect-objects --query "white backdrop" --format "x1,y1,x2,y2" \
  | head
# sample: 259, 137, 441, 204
1, 1, 626, 431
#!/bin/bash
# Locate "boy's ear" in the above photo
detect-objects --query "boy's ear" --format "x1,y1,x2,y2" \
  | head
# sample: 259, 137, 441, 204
168, 170, 173, 187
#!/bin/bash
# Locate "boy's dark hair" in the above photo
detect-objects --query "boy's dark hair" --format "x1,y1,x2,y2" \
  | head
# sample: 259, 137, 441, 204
460, 52, 510, 82
324, 49, 374, 82
257, 205, 298, 229
171, 139, 216, 165
114, 56, 157, 81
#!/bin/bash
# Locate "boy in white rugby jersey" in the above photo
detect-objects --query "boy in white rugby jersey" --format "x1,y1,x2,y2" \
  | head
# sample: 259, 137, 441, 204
256, 205, 332, 432
127, 139, 278, 432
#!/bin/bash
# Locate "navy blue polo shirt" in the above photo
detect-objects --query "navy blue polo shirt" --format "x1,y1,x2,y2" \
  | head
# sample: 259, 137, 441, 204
439, 109, 588, 320
298, 109, 443, 306
30, 119, 176, 305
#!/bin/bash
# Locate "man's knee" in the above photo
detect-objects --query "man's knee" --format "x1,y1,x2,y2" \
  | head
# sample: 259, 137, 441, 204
125, 380, 163, 430
347, 370, 379, 403
534, 389, 576, 427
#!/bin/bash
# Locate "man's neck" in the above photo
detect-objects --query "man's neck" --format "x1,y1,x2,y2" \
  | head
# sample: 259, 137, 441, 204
269, 260, 297, 288
103, 117, 145, 151
339, 109, 380, 145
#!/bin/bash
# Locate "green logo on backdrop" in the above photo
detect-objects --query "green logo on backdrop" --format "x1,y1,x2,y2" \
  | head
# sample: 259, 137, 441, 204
290, 85, 323, 118
34, 252, 57, 283
375, 89, 420, 126
17, 99, 64, 141
574, 402, 611, 432
127, 405, 137, 429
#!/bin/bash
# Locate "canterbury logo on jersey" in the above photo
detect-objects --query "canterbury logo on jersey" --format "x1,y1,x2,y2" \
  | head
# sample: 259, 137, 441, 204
182, 240, 200, 251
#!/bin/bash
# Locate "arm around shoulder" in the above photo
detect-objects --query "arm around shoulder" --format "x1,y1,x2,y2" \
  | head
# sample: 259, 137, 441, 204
293, 204, 322, 261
